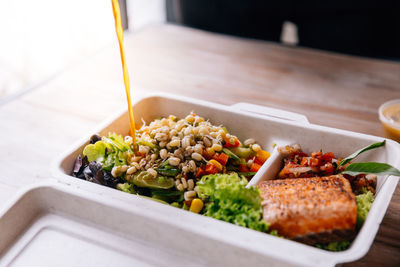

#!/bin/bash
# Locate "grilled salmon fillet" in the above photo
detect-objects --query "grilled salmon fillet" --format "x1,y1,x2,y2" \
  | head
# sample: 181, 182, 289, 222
258, 175, 357, 244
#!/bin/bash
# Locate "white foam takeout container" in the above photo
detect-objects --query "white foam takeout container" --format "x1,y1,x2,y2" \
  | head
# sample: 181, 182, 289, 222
0, 93, 399, 267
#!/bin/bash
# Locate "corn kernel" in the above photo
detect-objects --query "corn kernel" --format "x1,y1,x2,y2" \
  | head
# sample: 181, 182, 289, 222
189, 198, 204, 213
211, 143, 222, 152
206, 147, 215, 156
209, 159, 223, 171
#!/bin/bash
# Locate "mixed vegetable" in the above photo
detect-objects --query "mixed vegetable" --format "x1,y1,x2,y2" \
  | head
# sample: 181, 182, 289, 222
72, 113, 400, 252
73, 113, 270, 213
197, 173, 268, 232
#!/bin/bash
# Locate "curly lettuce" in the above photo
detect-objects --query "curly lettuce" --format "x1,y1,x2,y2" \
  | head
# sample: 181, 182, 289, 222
117, 183, 136, 194
356, 190, 374, 229
197, 173, 268, 232
83, 133, 133, 171
196, 172, 248, 199
316, 241, 351, 251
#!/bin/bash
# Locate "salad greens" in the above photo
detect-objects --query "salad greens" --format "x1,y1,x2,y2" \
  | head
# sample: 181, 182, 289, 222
74, 114, 399, 254
83, 141, 107, 163
137, 138, 158, 149
117, 182, 136, 194
151, 190, 184, 203
127, 171, 175, 190
228, 147, 255, 159
356, 190, 375, 229
316, 241, 351, 252
83, 133, 132, 171
196, 172, 247, 199
155, 161, 180, 177
197, 173, 268, 232
222, 148, 241, 162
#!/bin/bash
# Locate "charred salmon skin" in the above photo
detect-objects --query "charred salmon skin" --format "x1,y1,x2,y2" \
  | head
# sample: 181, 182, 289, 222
258, 175, 357, 244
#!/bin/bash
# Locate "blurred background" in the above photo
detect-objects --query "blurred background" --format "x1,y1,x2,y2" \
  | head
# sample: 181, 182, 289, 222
0, 0, 399, 103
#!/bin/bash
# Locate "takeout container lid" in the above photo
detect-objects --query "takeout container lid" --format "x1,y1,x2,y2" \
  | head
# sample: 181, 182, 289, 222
1, 92, 399, 267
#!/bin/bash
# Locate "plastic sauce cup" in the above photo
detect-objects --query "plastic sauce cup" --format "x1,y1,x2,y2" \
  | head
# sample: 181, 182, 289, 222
379, 99, 400, 142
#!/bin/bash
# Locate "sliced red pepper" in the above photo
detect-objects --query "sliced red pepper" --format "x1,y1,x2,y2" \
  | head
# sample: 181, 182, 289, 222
223, 137, 240, 148
291, 151, 308, 158
321, 152, 335, 162
311, 151, 322, 158
253, 157, 263, 165
239, 164, 250, 172
195, 166, 206, 178
136, 151, 144, 157
309, 157, 319, 167
205, 163, 219, 175
250, 163, 262, 172
213, 153, 229, 166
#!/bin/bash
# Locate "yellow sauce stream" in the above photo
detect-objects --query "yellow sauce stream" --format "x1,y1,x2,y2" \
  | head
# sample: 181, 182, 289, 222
111, 0, 136, 147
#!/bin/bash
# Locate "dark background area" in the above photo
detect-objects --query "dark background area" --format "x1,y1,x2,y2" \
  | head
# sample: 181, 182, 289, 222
167, 0, 400, 61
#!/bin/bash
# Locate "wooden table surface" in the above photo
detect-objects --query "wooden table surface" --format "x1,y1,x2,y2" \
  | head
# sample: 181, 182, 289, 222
0, 24, 399, 266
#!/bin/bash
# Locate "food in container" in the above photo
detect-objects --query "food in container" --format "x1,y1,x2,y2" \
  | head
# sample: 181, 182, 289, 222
70, 99, 400, 252
257, 142, 396, 251
72, 112, 271, 232
52, 94, 400, 266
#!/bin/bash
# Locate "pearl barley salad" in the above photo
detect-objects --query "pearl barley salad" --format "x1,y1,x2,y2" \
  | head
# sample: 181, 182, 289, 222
72, 112, 271, 218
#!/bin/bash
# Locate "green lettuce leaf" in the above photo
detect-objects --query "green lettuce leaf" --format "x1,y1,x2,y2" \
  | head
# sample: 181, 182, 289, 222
197, 173, 268, 232
117, 183, 136, 194
196, 173, 248, 199
356, 190, 374, 229
316, 241, 351, 251
106, 132, 131, 152
82, 133, 133, 172
83, 141, 107, 162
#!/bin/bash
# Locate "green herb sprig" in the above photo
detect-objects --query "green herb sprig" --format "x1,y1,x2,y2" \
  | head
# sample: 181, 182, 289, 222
337, 140, 385, 169
338, 140, 400, 177
343, 162, 400, 177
